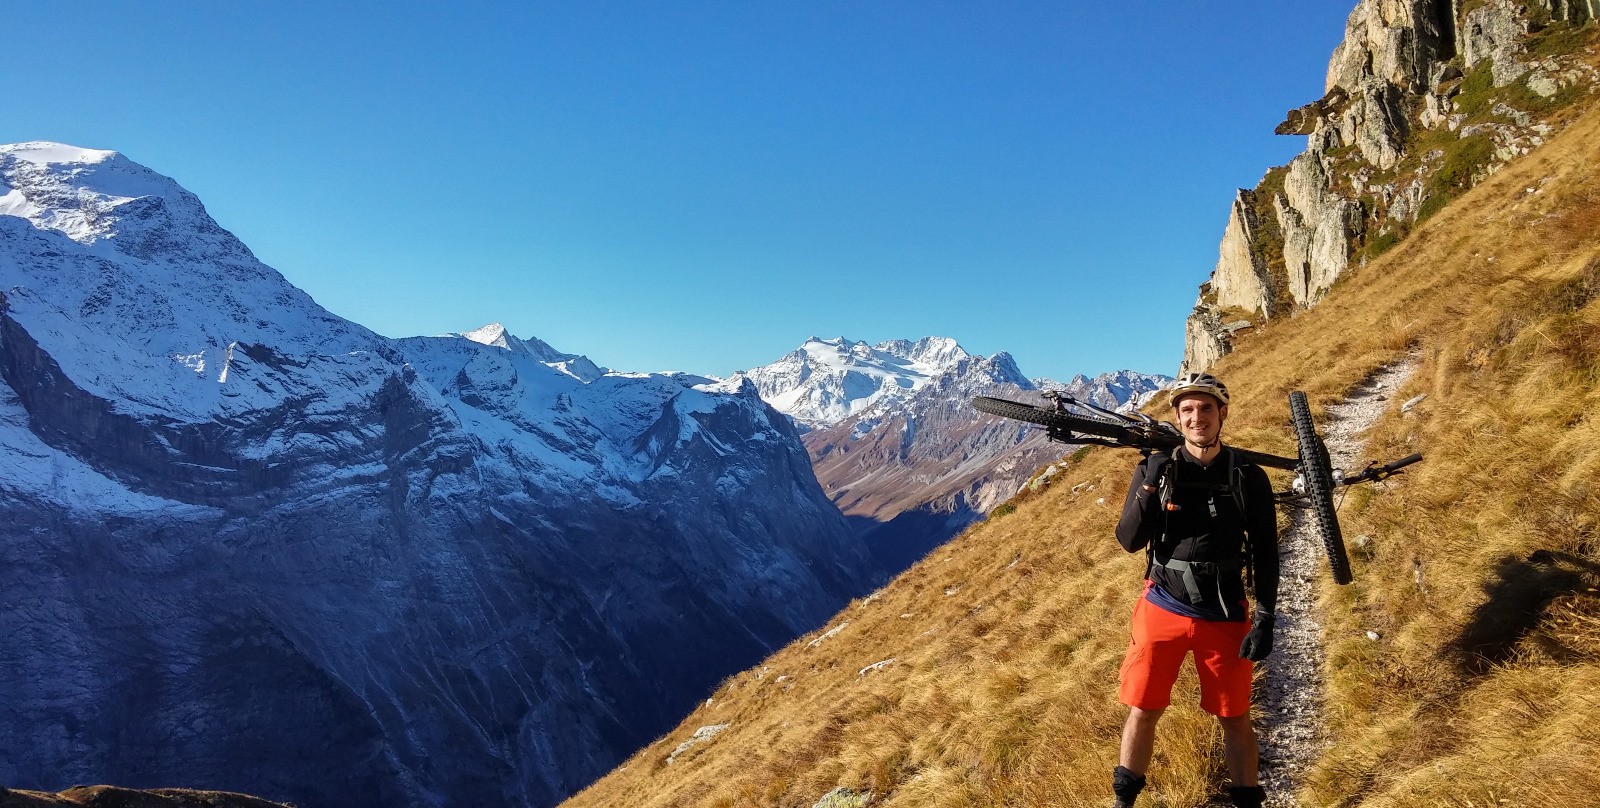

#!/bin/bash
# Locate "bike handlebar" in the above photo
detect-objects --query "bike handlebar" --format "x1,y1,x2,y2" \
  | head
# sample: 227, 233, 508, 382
1341, 452, 1423, 485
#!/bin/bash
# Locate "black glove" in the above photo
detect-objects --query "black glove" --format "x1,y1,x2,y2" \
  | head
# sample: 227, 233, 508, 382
1139, 453, 1171, 491
1239, 611, 1275, 661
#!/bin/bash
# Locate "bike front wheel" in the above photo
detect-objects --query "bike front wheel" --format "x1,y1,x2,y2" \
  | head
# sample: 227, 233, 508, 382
1289, 390, 1353, 585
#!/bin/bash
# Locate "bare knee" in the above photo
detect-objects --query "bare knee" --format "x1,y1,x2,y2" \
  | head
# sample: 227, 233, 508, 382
1216, 712, 1253, 734
1120, 707, 1165, 774
1127, 706, 1165, 727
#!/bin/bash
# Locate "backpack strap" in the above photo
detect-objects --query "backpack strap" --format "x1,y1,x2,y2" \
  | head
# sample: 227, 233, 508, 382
1227, 448, 1255, 592
1144, 448, 1182, 579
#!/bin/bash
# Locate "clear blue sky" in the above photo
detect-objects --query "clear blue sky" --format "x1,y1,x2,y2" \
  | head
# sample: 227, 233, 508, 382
2, 2, 1354, 381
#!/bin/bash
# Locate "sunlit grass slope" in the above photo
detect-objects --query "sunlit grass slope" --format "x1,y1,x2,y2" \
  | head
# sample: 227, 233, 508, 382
565, 104, 1600, 808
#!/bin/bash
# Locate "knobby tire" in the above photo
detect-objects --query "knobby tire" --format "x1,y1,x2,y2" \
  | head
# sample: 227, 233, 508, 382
1289, 391, 1353, 585
971, 396, 1143, 444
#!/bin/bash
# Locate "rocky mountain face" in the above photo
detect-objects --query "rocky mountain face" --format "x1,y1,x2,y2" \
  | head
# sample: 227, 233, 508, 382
737, 338, 1168, 569
0, 143, 879, 808
1184, 0, 1600, 371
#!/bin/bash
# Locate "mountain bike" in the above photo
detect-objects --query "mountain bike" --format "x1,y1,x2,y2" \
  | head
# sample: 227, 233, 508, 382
971, 390, 1421, 584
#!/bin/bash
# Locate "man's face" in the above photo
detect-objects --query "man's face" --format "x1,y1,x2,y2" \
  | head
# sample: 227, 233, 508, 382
1174, 393, 1226, 447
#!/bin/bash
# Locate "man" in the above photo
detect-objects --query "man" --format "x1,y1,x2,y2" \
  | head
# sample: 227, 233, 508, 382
1109, 372, 1279, 808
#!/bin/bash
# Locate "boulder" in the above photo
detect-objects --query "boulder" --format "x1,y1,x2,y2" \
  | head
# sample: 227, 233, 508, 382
813, 787, 874, 808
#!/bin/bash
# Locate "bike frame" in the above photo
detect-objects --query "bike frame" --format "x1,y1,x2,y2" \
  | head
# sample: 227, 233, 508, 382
1012, 391, 1419, 499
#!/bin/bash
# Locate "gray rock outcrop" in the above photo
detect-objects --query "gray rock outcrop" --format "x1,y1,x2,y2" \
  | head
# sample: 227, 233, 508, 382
1463, 0, 1534, 86
1181, 305, 1231, 377
1279, 150, 1365, 306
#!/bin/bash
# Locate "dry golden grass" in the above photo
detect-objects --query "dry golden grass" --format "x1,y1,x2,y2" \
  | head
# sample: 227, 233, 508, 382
566, 96, 1600, 808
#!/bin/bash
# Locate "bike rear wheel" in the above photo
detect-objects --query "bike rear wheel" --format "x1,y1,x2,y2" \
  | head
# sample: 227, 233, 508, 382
1289, 391, 1353, 585
972, 396, 1144, 444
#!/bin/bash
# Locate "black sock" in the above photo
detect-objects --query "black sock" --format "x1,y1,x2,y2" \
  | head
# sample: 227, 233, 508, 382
1112, 766, 1147, 805
1228, 784, 1266, 808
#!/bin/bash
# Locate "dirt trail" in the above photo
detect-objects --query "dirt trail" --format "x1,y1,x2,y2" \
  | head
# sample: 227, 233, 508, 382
1254, 358, 1418, 807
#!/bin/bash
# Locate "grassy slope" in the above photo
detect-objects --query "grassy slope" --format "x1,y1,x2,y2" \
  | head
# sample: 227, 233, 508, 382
564, 102, 1600, 808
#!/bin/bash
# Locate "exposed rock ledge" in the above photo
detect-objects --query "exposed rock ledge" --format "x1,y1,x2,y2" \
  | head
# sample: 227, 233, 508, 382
0, 786, 289, 808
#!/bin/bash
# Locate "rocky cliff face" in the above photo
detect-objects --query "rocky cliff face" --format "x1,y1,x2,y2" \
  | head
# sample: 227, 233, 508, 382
1184, 0, 1600, 371
0, 143, 878, 808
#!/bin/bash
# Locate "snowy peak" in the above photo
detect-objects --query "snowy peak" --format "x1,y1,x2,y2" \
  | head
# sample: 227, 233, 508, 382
461, 322, 520, 351
787, 337, 1168, 565
0, 141, 381, 419
750, 334, 1169, 528
878, 336, 971, 369
0, 141, 211, 249
735, 336, 976, 428
1, 142, 118, 164
973, 351, 1030, 388
798, 335, 971, 372
457, 322, 607, 382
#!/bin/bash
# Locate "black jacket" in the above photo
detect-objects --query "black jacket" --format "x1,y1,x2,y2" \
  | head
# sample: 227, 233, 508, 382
1115, 446, 1279, 621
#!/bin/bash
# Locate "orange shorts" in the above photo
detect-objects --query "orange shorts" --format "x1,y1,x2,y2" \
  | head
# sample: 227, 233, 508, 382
1119, 590, 1253, 718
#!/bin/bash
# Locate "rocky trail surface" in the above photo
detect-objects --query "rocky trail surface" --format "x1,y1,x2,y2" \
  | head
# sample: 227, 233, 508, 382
1252, 358, 1419, 807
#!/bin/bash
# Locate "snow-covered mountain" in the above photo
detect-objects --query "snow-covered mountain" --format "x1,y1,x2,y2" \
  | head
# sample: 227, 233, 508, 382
731, 336, 973, 429
457, 321, 609, 382
737, 336, 1169, 568
1039, 369, 1169, 414
0, 142, 878, 808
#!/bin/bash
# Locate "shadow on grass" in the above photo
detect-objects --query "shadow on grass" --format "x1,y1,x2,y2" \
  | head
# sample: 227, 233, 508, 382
1449, 549, 1600, 675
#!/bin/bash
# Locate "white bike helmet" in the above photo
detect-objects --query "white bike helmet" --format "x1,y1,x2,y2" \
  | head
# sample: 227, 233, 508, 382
1169, 372, 1230, 407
